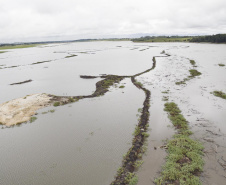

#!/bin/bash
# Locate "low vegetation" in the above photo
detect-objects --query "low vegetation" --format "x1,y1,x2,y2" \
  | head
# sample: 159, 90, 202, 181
212, 91, 226, 99
53, 102, 60, 107
65, 54, 77, 58
176, 60, 202, 85
0, 44, 38, 50
218, 63, 225, 67
31, 60, 51, 65
190, 60, 196, 66
155, 102, 204, 184
189, 69, 202, 77
30, 117, 37, 123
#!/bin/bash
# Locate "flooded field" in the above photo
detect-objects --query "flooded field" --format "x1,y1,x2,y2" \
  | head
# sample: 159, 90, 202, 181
0, 41, 226, 185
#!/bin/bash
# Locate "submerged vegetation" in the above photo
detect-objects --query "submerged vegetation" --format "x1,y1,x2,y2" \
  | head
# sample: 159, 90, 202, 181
189, 69, 202, 77
155, 102, 204, 184
31, 60, 51, 65
176, 60, 202, 85
65, 54, 77, 58
218, 63, 225, 67
212, 91, 226, 99
190, 60, 196, 66
30, 116, 37, 123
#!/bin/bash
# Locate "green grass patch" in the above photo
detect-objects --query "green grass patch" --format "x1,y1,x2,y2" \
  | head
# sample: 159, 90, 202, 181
134, 81, 143, 87
189, 69, 202, 77
53, 102, 60, 107
119, 85, 125, 88
0, 44, 39, 50
0, 51, 7, 54
212, 91, 226, 99
218, 63, 225, 67
65, 54, 77, 58
190, 60, 196, 66
176, 69, 202, 85
30, 117, 37, 123
155, 102, 204, 184
125, 172, 138, 185
31, 60, 51, 65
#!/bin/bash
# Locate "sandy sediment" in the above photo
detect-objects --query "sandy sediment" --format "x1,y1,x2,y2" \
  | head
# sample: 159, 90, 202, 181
0, 93, 51, 126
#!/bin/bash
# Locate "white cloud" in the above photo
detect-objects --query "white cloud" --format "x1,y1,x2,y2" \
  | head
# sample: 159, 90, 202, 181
0, 0, 226, 42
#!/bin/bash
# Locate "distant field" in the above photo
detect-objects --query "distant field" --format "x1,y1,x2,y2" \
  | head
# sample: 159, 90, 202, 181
133, 37, 191, 42
0, 44, 39, 50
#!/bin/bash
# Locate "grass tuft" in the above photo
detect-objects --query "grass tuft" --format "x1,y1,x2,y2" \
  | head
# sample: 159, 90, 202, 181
30, 117, 37, 123
218, 63, 225, 67
212, 91, 226, 99
53, 102, 60, 107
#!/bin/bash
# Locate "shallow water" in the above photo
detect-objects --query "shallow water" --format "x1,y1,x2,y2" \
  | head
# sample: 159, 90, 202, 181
1, 41, 226, 185
136, 43, 226, 185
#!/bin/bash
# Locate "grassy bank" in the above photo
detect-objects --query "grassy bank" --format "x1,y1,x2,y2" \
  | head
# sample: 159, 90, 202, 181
0, 44, 39, 50
155, 102, 204, 184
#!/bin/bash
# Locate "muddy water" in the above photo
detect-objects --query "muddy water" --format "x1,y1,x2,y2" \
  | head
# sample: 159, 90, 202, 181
1, 42, 226, 185
0, 42, 160, 103
0, 78, 144, 185
0, 42, 161, 185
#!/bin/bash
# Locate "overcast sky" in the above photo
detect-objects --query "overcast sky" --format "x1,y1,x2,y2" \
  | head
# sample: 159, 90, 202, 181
0, 0, 226, 43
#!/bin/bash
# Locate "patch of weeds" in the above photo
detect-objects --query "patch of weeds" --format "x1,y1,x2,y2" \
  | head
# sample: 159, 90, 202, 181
30, 117, 37, 123
176, 69, 202, 85
212, 91, 226, 99
142, 132, 149, 138
133, 125, 140, 136
190, 60, 196, 66
49, 109, 55, 113
125, 172, 138, 185
155, 102, 204, 184
31, 60, 51, 65
218, 63, 225, 67
134, 81, 143, 87
134, 160, 144, 169
138, 108, 142, 113
119, 85, 125, 88
53, 102, 60, 107
68, 97, 76, 102
65, 54, 77, 58
42, 111, 48, 114
189, 69, 202, 77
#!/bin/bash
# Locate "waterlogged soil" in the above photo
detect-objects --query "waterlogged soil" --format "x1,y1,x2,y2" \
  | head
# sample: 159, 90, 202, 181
136, 43, 226, 185
1, 42, 226, 185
